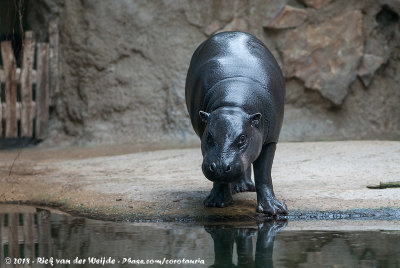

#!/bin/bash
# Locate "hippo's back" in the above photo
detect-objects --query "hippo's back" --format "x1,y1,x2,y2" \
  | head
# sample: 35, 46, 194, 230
185, 31, 285, 142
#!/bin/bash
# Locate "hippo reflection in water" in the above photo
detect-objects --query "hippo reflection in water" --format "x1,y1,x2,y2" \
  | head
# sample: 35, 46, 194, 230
205, 221, 287, 267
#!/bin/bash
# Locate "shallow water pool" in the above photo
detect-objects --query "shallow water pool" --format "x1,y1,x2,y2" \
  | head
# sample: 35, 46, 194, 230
1, 206, 399, 267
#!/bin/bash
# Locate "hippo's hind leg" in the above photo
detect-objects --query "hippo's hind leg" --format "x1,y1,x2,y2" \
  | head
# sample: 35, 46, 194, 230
253, 142, 287, 215
231, 167, 256, 194
204, 182, 233, 207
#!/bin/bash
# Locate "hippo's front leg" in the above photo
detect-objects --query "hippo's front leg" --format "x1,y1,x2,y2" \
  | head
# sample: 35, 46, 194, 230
231, 167, 256, 194
204, 182, 233, 207
253, 143, 287, 215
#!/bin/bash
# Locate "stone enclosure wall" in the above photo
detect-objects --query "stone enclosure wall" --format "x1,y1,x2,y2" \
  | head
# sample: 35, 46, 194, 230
24, 0, 400, 146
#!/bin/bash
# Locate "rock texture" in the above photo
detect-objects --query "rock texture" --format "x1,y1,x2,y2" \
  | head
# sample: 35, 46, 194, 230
357, 54, 386, 87
217, 17, 248, 32
19, 0, 400, 146
298, 0, 333, 9
264, 5, 308, 29
281, 10, 363, 105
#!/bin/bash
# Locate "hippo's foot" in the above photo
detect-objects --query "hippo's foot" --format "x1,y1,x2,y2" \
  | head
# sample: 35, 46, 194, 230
204, 182, 233, 208
235, 228, 257, 239
231, 179, 256, 194
258, 220, 288, 237
257, 220, 287, 247
204, 192, 233, 207
256, 195, 287, 216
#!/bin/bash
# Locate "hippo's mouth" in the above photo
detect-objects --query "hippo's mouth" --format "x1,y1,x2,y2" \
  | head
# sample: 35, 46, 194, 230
202, 164, 243, 183
207, 176, 242, 183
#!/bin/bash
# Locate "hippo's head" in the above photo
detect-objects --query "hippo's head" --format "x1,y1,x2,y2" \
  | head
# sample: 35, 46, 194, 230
199, 107, 263, 183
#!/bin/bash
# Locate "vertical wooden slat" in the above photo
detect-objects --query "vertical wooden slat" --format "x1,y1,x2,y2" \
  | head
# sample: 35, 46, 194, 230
9, 214, 19, 258
0, 71, 2, 137
0, 214, 3, 261
1, 41, 18, 138
20, 31, 36, 137
35, 43, 49, 140
49, 20, 60, 106
37, 211, 51, 259
23, 213, 34, 259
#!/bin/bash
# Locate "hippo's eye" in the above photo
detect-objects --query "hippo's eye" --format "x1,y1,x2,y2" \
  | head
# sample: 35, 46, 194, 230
237, 134, 247, 147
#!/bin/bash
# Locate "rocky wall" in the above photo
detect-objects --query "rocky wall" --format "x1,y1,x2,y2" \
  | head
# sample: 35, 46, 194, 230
25, 0, 400, 146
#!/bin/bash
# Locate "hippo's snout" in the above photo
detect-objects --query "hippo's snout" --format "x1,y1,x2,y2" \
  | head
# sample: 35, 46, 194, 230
209, 162, 216, 172
202, 159, 242, 182
208, 162, 232, 174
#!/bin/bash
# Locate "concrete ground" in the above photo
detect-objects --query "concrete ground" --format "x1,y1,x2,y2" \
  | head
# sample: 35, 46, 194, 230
0, 141, 399, 221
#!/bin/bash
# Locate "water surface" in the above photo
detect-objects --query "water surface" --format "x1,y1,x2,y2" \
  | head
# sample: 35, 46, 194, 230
1, 206, 399, 267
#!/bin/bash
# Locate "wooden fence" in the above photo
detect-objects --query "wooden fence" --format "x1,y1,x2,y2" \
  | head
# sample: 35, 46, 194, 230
0, 211, 51, 261
0, 21, 59, 140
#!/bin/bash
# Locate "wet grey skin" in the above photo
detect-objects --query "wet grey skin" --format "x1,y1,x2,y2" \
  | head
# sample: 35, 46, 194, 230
185, 31, 287, 216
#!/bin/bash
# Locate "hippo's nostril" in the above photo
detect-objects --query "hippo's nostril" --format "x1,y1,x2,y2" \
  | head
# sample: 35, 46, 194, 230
225, 165, 231, 173
210, 163, 216, 173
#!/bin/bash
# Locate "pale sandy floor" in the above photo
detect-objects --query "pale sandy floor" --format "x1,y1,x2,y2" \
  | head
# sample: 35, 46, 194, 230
0, 141, 399, 221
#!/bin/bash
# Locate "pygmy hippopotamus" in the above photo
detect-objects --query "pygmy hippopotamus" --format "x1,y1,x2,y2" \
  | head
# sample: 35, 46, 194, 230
185, 31, 287, 215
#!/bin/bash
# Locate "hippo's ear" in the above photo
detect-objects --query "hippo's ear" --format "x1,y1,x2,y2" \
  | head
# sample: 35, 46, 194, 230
199, 111, 210, 123
250, 113, 262, 127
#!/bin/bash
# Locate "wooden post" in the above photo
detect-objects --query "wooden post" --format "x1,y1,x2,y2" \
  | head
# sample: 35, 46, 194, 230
49, 20, 60, 106
35, 43, 49, 140
20, 31, 36, 137
1, 41, 18, 138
